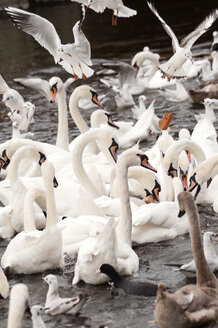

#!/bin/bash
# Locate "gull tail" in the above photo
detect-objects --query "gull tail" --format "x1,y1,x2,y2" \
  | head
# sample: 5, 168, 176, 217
117, 6, 137, 18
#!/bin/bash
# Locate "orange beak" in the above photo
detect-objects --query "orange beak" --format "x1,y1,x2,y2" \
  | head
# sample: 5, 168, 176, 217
92, 94, 103, 108
50, 88, 57, 103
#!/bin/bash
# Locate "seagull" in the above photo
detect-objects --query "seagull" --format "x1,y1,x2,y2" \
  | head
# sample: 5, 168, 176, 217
31, 305, 46, 328
0, 74, 35, 132
5, 5, 94, 79
43, 274, 87, 315
71, 0, 137, 26
147, 2, 218, 81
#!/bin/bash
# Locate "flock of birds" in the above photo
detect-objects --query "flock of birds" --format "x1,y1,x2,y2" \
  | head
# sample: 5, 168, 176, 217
0, 1, 218, 328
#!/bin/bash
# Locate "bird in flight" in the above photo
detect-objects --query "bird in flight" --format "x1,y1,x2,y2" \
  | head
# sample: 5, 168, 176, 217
5, 5, 94, 80
147, 2, 218, 81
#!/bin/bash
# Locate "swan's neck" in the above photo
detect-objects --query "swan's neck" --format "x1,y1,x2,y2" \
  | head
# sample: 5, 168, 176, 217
185, 200, 216, 287
44, 176, 59, 229
7, 286, 28, 328
56, 88, 69, 151
45, 282, 59, 305
23, 188, 44, 232
72, 130, 102, 197
69, 89, 99, 154
116, 160, 132, 247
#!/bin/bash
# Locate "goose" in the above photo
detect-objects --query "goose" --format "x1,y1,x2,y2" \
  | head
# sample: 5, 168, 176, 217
43, 274, 86, 315
131, 177, 189, 244
99, 263, 158, 296
0, 267, 9, 299
1, 161, 63, 274
5, 6, 94, 79
7, 284, 31, 328
147, 2, 218, 80
176, 232, 218, 277
72, 147, 157, 285
154, 192, 218, 328
31, 305, 46, 328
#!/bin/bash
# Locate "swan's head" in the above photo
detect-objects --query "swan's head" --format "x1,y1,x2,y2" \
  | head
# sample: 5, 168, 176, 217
90, 110, 119, 129
31, 305, 44, 317
118, 147, 157, 172
71, 85, 103, 108
41, 161, 58, 188
144, 179, 161, 203
49, 77, 63, 103
43, 274, 58, 287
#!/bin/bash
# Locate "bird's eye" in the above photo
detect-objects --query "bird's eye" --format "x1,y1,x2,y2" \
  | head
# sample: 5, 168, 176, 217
17, 110, 19, 114
6, 97, 9, 101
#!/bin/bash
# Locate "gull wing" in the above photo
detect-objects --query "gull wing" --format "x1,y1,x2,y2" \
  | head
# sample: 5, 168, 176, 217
0, 75, 10, 93
5, 7, 61, 63
71, 7, 92, 66
147, 2, 179, 52
181, 9, 218, 49
14, 77, 50, 100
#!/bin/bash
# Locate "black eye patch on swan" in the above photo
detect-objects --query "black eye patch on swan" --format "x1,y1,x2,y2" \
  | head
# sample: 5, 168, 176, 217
90, 90, 98, 99
38, 152, 47, 166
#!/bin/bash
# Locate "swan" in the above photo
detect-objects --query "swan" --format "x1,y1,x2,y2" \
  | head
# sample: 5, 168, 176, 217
188, 154, 218, 201
49, 77, 69, 151
68, 85, 104, 154
0, 267, 9, 299
43, 274, 86, 315
131, 177, 189, 244
154, 192, 218, 328
31, 305, 46, 328
7, 284, 30, 328
0, 145, 47, 232
1, 161, 63, 274
176, 232, 218, 277
72, 147, 157, 285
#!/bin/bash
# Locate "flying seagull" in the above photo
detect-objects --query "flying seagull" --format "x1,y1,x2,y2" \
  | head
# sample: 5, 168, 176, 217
5, 5, 94, 79
147, 2, 218, 81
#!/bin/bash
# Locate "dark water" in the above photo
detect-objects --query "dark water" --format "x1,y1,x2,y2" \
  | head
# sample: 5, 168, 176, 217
0, 1, 218, 327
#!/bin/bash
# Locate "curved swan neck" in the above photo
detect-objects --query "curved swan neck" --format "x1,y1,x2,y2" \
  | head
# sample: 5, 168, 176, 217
8, 284, 29, 328
23, 188, 45, 232
69, 88, 99, 154
72, 129, 105, 197
183, 194, 216, 287
56, 88, 69, 151
69, 88, 89, 133
8, 146, 40, 185
116, 157, 132, 247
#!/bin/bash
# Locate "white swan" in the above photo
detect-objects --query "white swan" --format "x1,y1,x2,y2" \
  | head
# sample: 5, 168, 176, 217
1, 161, 63, 274
132, 177, 189, 244
72, 147, 157, 285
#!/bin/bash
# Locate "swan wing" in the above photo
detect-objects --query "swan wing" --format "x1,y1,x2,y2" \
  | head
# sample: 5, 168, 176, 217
147, 2, 179, 52
5, 7, 61, 63
181, 10, 218, 49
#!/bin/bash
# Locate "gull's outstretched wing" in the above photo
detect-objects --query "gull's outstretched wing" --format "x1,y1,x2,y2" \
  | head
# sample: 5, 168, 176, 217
181, 9, 218, 49
71, 5, 92, 65
14, 77, 50, 100
0, 75, 10, 93
5, 7, 61, 63
147, 2, 179, 52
